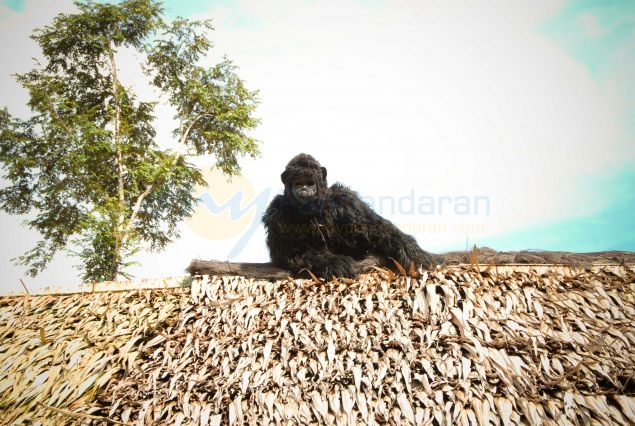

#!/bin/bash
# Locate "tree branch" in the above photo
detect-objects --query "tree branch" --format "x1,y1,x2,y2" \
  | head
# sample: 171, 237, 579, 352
123, 182, 154, 239
179, 111, 215, 146
49, 105, 75, 141
117, 107, 217, 253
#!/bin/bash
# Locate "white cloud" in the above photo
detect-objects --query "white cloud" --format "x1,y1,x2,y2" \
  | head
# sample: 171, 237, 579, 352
196, 0, 626, 235
0, 0, 76, 113
577, 12, 605, 38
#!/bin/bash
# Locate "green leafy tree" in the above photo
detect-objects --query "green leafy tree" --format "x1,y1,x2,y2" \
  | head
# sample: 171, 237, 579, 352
0, 0, 260, 282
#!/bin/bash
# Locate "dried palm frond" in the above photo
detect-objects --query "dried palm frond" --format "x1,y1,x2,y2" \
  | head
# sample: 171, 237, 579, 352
1, 264, 634, 425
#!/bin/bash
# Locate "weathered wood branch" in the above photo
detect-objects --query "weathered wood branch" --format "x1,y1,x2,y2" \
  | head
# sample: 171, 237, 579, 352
187, 249, 635, 280
186, 256, 385, 280
186, 260, 289, 280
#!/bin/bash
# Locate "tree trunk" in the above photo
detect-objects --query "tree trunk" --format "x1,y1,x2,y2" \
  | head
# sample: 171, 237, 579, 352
108, 42, 125, 281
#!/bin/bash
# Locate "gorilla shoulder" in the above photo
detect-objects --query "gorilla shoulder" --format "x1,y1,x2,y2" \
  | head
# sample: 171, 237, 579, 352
263, 194, 284, 224
328, 182, 372, 215
328, 182, 363, 202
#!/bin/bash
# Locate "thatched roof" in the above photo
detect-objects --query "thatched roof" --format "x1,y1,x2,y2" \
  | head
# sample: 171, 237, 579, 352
1, 263, 634, 424
437, 247, 635, 267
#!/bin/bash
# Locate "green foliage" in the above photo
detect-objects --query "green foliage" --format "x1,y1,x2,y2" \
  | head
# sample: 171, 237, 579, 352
145, 17, 260, 175
0, 0, 260, 282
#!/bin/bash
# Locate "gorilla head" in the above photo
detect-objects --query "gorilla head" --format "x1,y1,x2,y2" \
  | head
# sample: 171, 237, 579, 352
281, 153, 328, 205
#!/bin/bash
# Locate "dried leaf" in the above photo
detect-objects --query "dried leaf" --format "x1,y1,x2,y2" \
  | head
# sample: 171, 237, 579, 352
341, 388, 354, 417
391, 258, 407, 276
327, 339, 336, 363
303, 269, 324, 285
470, 244, 479, 268
397, 393, 415, 424
310, 391, 328, 420
2, 263, 634, 425
38, 328, 48, 345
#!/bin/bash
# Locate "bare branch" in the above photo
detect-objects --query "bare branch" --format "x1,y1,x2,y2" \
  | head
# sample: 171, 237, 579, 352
179, 111, 215, 146
124, 183, 154, 239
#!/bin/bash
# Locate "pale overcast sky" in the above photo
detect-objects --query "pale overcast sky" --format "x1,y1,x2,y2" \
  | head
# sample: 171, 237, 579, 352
1, 0, 634, 294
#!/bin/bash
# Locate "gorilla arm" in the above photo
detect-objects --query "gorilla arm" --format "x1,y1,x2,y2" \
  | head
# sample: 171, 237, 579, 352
262, 194, 358, 278
329, 184, 432, 270
372, 217, 433, 269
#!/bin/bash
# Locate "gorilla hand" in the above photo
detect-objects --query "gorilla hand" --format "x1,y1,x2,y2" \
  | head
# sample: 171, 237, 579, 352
317, 254, 357, 279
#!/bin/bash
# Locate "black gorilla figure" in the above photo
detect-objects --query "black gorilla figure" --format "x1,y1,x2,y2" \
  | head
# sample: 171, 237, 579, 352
263, 153, 432, 278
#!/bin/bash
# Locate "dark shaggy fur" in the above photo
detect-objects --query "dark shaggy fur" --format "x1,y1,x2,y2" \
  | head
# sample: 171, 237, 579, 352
262, 153, 432, 278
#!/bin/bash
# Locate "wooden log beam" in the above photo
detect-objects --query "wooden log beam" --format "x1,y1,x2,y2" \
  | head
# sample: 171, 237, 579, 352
186, 260, 291, 280
187, 249, 635, 279
186, 256, 385, 280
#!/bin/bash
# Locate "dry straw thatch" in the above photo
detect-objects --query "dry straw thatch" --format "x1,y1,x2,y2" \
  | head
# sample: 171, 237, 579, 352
1, 262, 635, 424
436, 247, 635, 267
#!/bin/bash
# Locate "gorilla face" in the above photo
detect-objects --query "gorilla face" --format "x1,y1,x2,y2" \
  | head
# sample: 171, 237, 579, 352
281, 154, 328, 206
292, 178, 318, 203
